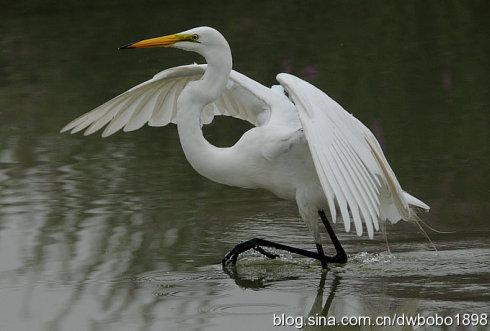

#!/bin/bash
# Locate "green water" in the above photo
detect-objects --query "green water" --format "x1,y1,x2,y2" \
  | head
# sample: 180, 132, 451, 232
0, 1, 489, 330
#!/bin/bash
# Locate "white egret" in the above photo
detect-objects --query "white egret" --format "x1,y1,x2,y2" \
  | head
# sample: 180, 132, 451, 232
61, 27, 430, 267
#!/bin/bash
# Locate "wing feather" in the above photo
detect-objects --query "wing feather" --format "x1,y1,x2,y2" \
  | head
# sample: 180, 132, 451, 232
311, 128, 352, 232
148, 81, 178, 126
221, 93, 238, 116
84, 98, 129, 136
331, 141, 375, 235
102, 92, 146, 137
333, 136, 379, 227
333, 135, 380, 230
61, 64, 274, 137
277, 73, 417, 238
124, 83, 167, 132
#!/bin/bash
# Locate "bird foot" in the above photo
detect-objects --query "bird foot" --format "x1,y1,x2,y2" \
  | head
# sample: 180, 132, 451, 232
222, 236, 346, 268
222, 238, 279, 266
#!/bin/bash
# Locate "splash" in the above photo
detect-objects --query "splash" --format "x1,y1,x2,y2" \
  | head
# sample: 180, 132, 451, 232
350, 251, 396, 264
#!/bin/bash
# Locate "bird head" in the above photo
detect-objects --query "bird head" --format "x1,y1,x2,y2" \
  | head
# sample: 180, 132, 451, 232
119, 26, 229, 56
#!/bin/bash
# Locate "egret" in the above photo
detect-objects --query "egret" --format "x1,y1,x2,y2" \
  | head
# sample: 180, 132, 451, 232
61, 27, 430, 268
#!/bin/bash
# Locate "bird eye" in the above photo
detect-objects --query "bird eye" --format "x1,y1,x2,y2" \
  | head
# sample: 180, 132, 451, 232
192, 34, 199, 41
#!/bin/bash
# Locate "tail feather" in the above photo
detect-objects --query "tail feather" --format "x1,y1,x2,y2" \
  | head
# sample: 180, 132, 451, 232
403, 191, 430, 211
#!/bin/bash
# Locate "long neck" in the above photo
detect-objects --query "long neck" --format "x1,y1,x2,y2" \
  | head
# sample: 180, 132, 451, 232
176, 45, 238, 186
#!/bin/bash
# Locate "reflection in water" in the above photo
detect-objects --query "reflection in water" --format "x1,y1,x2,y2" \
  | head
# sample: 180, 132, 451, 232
225, 265, 343, 329
0, 1, 489, 330
306, 271, 340, 319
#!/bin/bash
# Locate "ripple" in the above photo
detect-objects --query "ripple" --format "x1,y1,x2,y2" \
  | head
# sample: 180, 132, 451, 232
135, 266, 232, 299
198, 302, 288, 316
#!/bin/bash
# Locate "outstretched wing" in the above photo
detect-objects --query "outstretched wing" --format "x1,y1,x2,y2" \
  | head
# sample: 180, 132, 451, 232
277, 73, 412, 238
61, 64, 272, 137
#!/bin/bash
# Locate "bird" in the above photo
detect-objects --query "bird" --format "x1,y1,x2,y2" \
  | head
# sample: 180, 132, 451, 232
61, 26, 430, 268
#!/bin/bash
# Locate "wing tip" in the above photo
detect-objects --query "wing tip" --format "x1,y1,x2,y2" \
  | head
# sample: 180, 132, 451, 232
355, 225, 363, 237
60, 122, 78, 134
83, 129, 95, 136
403, 192, 430, 211
101, 130, 113, 138
276, 73, 295, 86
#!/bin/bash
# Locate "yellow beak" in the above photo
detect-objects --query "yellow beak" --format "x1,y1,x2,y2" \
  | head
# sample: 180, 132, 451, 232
119, 34, 194, 49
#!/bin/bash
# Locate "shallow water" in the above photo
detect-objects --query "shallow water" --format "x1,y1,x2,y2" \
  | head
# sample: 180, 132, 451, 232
1, 1, 489, 330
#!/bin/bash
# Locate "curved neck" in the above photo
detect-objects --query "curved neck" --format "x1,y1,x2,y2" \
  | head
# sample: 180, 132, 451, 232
200, 46, 233, 102
176, 45, 240, 186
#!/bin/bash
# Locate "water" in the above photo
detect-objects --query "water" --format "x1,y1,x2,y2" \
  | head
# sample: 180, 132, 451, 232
1, 1, 489, 330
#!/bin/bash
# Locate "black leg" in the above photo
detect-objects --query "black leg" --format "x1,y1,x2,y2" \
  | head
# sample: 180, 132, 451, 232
253, 246, 279, 259
222, 238, 320, 266
316, 243, 328, 268
318, 210, 348, 263
222, 210, 347, 267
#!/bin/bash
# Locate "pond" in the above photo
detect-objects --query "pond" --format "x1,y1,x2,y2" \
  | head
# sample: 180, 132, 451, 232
0, 1, 488, 330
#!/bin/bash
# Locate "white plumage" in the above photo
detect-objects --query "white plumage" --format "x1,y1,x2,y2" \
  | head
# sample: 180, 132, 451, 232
62, 26, 429, 244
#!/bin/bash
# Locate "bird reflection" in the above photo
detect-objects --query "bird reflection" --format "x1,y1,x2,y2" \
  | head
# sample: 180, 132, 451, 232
223, 263, 342, 326
222, 265, 270, 289
306, 270, 341, 320
221, 261, 306, 289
